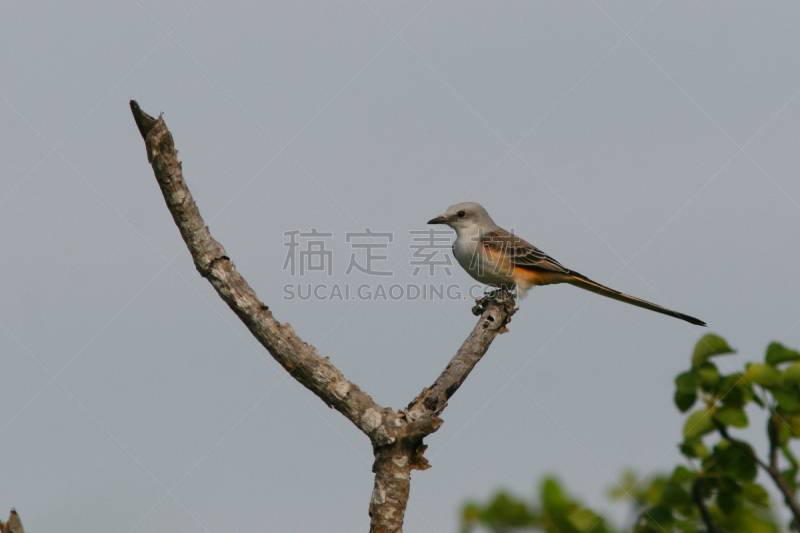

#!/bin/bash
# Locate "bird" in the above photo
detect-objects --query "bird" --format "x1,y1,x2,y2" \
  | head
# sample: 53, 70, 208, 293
428, 202, 706, 326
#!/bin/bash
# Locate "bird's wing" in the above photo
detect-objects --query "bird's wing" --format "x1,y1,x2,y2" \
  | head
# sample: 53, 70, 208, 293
480, 228, 570, 274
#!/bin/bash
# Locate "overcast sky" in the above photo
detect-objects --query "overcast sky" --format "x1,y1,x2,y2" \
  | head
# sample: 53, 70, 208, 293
2, 2, 800, 532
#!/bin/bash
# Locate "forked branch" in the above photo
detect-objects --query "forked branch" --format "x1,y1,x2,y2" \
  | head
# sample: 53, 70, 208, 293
130, 100, 515, 533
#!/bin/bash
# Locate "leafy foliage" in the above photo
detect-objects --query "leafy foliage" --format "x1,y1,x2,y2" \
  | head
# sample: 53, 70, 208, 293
461, 476, 614, 533
460, 336, 800, 532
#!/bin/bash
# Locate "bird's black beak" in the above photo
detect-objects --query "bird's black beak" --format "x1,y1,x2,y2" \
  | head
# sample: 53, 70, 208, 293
428, 215, 447, 224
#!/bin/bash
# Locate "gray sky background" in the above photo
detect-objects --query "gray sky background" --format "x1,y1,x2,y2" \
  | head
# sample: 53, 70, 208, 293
2, 2, 800, 532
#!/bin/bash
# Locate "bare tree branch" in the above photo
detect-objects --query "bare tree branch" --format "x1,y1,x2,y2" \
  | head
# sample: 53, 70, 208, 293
129, 100, 389, 440
129, 101, 515, 532
0, 509, 24, 533
405, 292, 516, 431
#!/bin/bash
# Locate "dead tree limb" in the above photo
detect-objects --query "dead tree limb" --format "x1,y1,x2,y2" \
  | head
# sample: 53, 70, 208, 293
130, 100, 515, 533
0, 509, 24, 533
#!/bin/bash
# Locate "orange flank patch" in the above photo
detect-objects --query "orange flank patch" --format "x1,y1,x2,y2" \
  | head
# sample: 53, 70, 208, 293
481, 246, 565, 287
511, 266, 563, 287
481, 246, 514, 273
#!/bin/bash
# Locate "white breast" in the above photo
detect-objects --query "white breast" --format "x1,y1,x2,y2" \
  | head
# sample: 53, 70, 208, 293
452, 231, 511, 287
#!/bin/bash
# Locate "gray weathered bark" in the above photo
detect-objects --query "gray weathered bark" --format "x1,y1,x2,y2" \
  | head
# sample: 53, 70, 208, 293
0, 509, 24, 533
130, 101, 516, 532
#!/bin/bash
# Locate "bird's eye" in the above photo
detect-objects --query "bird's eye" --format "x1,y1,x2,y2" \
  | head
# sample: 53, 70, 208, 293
457, 210, 466, 218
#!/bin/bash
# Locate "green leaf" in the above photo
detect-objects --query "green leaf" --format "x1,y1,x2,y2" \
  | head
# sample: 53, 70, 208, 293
659, 483, 692, 507
788, 416, 800, 439
733, 449, 758, 481
680, 437, 710, 459
541, 477, 569, 511
566, 507, 602, 532
717, 489, 740, 515
479, 492, 537, 529
733, 453, 758, 481
646, 506, 675, 528
697, 362, 721, 391
674, 391, 698, 413
740, 481, 770, 507
776, 418, 793, 445
719, 385, 745, 408
683, 408, 715, 439
765, 342, 800, 366
719, 373, 750, 409
692, 334, 736, 367
744, 363, 782, 388
675, 518, 701, 532
714, 406, 749, 428
775, 415, 800, 443
608, 470, 638, 501
712, 441, 758, 481
782, 467, 799, 494
670, 465, 695, 484
718, 508, 779, 533
783, 362, 800, 386
636, 477, 669, 508
675, 370, 698, 393
674, 370, 699, 412
693, 475, 713, 499
716, 476, 742, 515
461, 503, 480, 526
772, 388, 800, 414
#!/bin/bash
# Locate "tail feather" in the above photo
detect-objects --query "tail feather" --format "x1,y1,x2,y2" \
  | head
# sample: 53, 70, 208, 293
564, 271, 706, 326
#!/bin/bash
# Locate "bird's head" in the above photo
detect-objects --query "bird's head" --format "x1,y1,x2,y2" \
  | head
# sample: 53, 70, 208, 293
428, 202, 497, 232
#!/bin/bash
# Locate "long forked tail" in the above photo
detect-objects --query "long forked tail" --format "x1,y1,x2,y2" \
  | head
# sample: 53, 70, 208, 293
564, 271, 706, 326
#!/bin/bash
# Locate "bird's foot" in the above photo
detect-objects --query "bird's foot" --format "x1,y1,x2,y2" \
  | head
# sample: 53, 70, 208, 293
471, 297, 487, 316
472, 287, 517, 318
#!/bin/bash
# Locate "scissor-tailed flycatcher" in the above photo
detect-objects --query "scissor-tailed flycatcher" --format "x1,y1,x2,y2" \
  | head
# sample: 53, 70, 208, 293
428, 202, 706, 326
